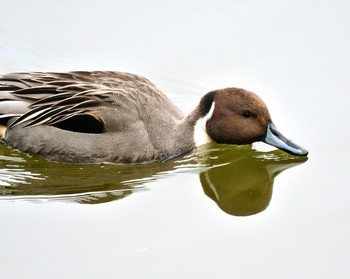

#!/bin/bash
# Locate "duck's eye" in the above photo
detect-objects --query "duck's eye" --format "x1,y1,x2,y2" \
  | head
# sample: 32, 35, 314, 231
243, 112, 252, 118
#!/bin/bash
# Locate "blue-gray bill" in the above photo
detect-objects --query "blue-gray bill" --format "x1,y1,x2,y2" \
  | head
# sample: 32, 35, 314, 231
263, 123, 308, 156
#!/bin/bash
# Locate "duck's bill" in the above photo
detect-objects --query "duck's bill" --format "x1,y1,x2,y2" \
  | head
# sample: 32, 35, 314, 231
263, 123, 308, 156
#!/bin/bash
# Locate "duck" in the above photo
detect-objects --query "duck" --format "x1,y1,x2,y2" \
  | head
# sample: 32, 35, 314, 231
0, 71, 308, 164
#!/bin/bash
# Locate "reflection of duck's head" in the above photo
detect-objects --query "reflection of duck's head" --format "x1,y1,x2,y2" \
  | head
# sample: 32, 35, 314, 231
199, 147, 307, 216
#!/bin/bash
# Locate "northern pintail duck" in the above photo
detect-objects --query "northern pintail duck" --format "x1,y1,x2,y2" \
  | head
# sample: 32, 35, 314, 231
0, 71, 308, 164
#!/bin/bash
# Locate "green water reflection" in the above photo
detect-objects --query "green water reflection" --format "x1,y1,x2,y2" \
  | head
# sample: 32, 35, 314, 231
199, 146, 307, 216
0, 144, 306, 216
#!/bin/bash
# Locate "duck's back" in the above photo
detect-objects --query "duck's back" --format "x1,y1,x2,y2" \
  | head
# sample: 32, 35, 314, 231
0, 71, 186, 164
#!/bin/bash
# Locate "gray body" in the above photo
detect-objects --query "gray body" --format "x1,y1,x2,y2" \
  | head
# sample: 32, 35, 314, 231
0, 72, 199, 163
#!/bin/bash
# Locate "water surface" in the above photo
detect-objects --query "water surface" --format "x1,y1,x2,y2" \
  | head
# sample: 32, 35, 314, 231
1, 1, 349, 278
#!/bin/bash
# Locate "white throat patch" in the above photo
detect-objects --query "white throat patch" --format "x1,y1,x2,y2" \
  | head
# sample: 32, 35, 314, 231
193, 101, 215, 147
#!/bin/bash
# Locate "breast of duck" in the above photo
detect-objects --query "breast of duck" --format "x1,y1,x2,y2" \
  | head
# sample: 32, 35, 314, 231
0, 71, 308, 164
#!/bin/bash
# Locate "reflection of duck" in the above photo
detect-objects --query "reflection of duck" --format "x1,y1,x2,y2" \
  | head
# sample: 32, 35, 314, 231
0, 144, 178, 203
0, 71, 307, 164
199, 145, 307, 216
0, 144, 306, 209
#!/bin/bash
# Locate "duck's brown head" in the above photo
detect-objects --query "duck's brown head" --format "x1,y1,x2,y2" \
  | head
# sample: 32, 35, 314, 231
197, 88, 308, 156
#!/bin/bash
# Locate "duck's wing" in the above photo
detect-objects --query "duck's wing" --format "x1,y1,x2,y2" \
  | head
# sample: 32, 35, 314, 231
0, 71, 155, 106
0, 71, 163, 133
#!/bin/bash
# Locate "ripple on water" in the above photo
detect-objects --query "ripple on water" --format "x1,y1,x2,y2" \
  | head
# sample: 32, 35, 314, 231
0, 143, 307, 215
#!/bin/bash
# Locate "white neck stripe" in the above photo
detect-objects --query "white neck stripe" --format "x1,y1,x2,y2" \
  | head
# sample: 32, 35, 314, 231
193, 101, 215, 147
